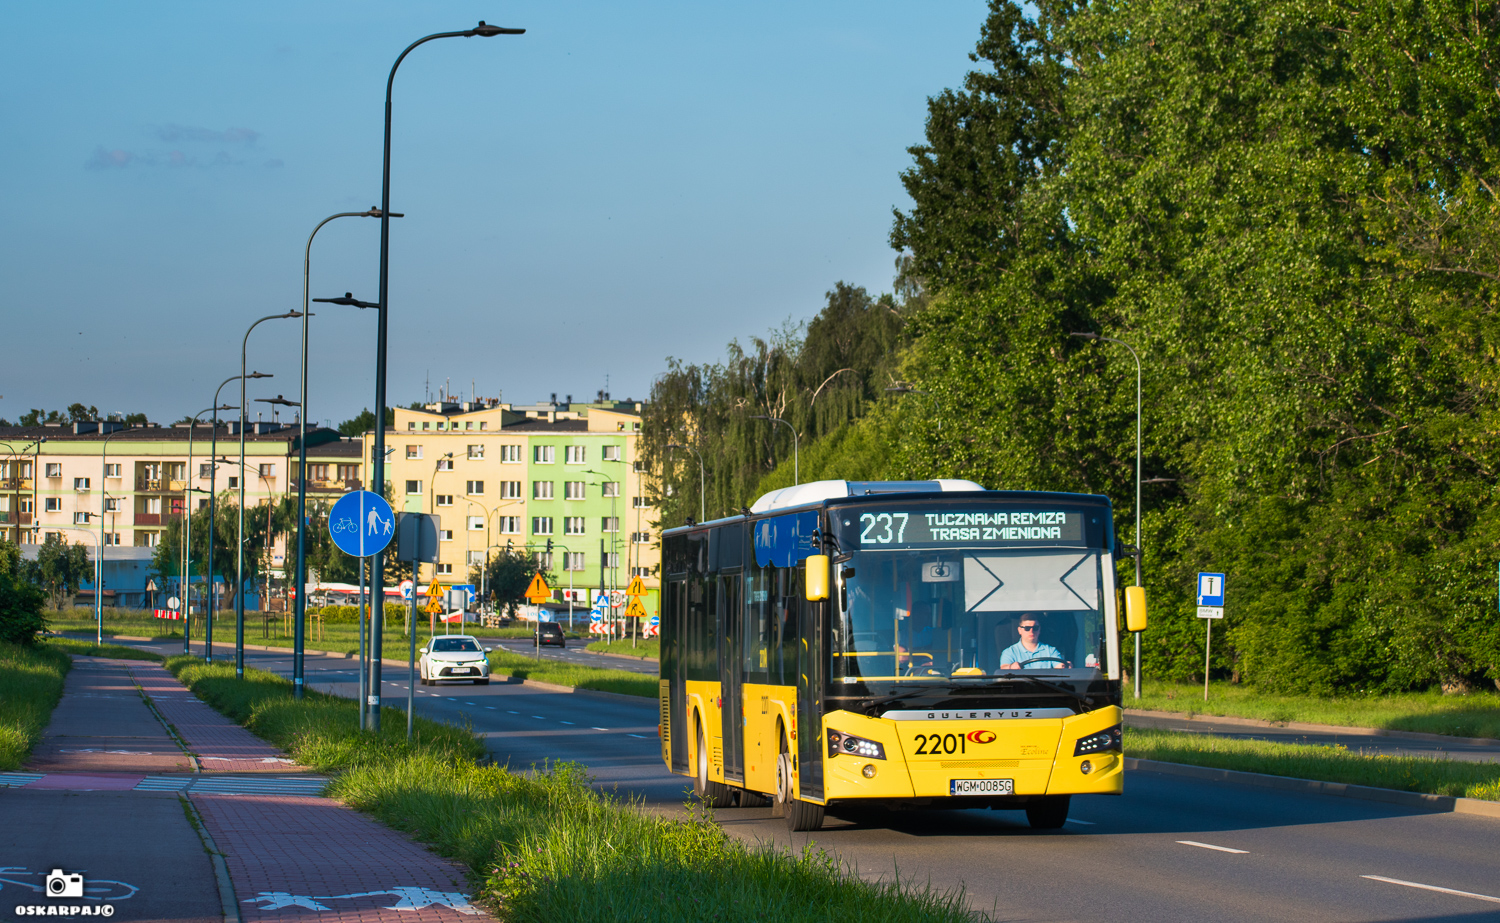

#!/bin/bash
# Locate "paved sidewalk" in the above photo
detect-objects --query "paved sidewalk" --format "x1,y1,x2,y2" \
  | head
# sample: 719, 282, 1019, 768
9, 656, 495, 923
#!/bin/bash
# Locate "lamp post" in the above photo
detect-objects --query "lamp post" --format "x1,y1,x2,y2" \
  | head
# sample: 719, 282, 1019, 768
96, 427, 127, 642
367, 20, 523, 734
183, 405, 234, 655
665, 442, 705, 522
749, 415, 798, 485
296, 214, 398, 699
1071, 331, 1143, 699
237, 313, 302, 678
207, 373, 270, 662
49, 525, 104, 644
0, 439, 42, 546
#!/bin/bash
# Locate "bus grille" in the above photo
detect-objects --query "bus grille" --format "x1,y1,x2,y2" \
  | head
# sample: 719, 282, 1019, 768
939, 759, 1020, 769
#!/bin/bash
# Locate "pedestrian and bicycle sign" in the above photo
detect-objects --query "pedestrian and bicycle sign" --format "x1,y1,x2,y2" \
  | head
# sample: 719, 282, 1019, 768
328, 490, 395, 557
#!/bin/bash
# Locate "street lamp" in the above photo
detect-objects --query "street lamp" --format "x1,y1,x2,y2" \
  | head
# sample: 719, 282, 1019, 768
206, 372, 271, 662
1071, 331, 1144, 699
182, 405, 234, 656
96, 427, 126, 641
367, 21, 523, 734
237, 313, 302, 678
665, 443, 705, 522
294, 211, 400, 699
749, 415, 798, 485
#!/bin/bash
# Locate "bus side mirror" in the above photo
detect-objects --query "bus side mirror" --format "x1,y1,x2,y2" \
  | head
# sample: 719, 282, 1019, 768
805, 554, 830, 602
1125, 586, 1148, 632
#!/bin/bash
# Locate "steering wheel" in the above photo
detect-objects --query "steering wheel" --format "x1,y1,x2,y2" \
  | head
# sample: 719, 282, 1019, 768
902, 653, 934, 676
1018, 656, 1070, 668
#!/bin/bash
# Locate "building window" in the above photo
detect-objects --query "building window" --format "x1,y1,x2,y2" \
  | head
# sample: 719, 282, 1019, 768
564, 481, 585, 501
228, 477, 239, 489
408, 422, 416, 430
533, 481, 554, 500
44, 531, 61, 542
44, 497, 61, 513
307, 464, 329, 480
532, 516, 553, 535
437, 421, 447, 431
259, 464, 276, 477
198, 463, 213, 478
46, 463, 62, 478
466, 480, 484, 495
104, 498, 120, 513
73, 512, 90, 524
534, 445, 555, 464
498, 516, 520, 534
145, 498, 162, 514
500, 444, 521, 463
633, 460, 645, 473
564, 552, 586, 571
436, 494, 454, 507
632, 496, 649, 508
104, 532, 122, 546
564, 517, 586, 535
631, 531, 651, 544
406, 445, 423, 459
337, 464, 359, 481
405, 480, 422, 494
602, 517, 619, 533
73, 477, 91, 491
104, 463, 122, 478
480, 422, 488, 431
467, 444, 484, 459
468, 550, 486, 566
468, 516, 485, 531
603, 446, 621, 462
436, 563, 453, 575
565, 445, 586, 464
631, 566, 653, 578
534, 552, 554, 571
142, 532, 160, 547
603, 552, 619, 568
440, 529, 454, 541
422, 422, 431, 430
602, 481, 620, 498
436, 457, 454, 471
500, 481, 521, 499
197, 499, 209, 510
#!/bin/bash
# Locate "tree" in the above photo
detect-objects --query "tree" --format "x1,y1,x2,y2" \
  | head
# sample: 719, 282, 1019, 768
473, 548, 549, 619
0, 538, 46, 643
30, 535, 92, 611
337, 407, 396, 436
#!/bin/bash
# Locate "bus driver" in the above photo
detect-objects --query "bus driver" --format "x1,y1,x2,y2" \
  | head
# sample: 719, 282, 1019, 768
999, 614, 1069, 669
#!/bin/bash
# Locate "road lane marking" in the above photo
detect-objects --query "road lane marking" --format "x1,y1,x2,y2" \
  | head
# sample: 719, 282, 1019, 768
1065, 819, 1095, 825
593, 727, 609, 731
628, 734, 653, 739
485, 706, 496, 710
1177, 841, 1248, 854
1362, 876, 1500, 905
508, 711, 520, 715
532, 716, 546, 719
559, 721, 574, 725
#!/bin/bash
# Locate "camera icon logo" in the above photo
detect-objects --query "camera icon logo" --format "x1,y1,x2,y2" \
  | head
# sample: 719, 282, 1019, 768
46, 869, 84, 899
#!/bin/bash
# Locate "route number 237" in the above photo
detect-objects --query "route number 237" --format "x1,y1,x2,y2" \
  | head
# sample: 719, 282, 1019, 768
860, 512, 909, 545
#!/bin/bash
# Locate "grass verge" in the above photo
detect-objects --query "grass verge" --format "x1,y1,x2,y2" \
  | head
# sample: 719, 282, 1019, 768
584, 638, 659, 660
44, 637, 163, 662
487, 649, 656, 698
1135, 681, 1500, 740
0, 642, 71, 770
164, 655, 980, 922
1127, 727, 1500, 801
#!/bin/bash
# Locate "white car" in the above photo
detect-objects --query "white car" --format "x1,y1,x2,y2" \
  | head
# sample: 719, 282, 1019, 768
419, 635, 493, 685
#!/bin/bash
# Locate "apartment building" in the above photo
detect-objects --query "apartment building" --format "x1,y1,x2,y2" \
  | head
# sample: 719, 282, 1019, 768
364, 398, 660, 615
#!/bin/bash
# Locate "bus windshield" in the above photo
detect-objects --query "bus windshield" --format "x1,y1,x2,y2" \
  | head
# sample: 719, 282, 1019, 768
830, 547, 1110, 684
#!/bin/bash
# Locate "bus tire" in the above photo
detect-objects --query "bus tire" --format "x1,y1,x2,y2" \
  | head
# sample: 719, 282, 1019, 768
1025, 795, 1070, 830
775, 750, 824, 832
694, 719, 734, 807
738, 790, 772, 808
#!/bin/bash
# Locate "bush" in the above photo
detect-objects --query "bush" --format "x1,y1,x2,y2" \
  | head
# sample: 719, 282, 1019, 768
0, 572, 47, 645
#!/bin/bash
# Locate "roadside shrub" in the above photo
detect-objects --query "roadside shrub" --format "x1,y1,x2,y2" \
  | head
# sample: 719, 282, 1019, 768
0, 572, 48, 645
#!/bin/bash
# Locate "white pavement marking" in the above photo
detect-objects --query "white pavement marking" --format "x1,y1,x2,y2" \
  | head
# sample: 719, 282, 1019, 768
1065, 818, 1096, 825
593, 727, 609, 731
628, 734, 653, 739
560, 721, 574, 725
532, 715, 546, 719
1362, 876, 1500, 905
508, 711, 520, 715
1177, 840, 1249, 854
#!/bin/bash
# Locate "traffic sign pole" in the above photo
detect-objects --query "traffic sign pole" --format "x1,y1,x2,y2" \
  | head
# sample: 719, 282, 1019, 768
1196, 572, 1227, 701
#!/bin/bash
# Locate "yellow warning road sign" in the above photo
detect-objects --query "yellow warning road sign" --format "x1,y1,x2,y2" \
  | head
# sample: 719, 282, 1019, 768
423, 579, 445, 614
524, 573, 552, 603
626, 575, 646, 597
625, 596, 648, 619
425, 578, 443, 599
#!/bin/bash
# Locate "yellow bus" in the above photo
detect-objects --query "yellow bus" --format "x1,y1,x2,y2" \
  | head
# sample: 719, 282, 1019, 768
659, 480, 1139, 831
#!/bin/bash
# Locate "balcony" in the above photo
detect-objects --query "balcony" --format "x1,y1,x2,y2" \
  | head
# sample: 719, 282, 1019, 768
137, 478, 165, 491
133, 512, 182, 527
0, 512, 33, 525
292, 478, 362, 493
2, 478, 32, 491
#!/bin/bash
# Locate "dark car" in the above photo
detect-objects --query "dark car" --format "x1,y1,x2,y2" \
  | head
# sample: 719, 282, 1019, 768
535, 621, 566, 648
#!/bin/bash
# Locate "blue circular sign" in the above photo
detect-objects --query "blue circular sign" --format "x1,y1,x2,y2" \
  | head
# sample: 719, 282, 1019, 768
327, 490, 396, 557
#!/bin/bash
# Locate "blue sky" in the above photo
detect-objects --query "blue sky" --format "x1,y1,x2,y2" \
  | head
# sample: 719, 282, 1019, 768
0, 1, 988, 427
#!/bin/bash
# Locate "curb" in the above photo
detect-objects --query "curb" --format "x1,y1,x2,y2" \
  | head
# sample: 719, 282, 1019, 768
1125, 757, 1500, 819
179, 795, 241, 923
1124, 708, 1500, 748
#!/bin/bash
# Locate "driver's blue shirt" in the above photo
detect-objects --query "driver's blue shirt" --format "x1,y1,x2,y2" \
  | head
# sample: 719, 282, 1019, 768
999, 640, 1065, 668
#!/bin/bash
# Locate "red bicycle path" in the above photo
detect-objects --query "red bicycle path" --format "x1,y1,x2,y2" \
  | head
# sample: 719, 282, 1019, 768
4, 657, 493, 923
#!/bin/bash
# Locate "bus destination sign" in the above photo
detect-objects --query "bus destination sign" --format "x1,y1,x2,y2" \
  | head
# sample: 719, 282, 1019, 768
848, 510, 1086, 548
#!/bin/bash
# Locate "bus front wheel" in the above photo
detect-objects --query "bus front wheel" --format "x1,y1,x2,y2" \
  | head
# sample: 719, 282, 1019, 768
694, 719, 734, 807
776, 750, 824, 832
1025, 795, 1070, 830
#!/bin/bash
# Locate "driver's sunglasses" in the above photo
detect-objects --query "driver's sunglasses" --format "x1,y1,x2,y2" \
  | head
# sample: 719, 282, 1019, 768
1020, 625, 1039, 631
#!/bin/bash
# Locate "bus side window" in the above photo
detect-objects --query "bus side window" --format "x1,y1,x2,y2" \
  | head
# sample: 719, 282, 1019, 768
743, 567, 770, 683
779, 566, 802, 685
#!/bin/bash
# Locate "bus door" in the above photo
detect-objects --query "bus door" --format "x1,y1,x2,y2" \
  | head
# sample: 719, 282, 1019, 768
718, 568, 744, 783
796, 562, 825, 801
665, 575, 688, 774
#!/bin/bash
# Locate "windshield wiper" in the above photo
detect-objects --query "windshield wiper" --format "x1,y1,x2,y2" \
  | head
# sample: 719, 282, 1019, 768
998, 674, 1090, 709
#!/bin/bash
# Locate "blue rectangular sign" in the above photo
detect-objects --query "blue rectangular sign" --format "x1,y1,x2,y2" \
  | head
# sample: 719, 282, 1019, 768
1197, 572, 1226, 607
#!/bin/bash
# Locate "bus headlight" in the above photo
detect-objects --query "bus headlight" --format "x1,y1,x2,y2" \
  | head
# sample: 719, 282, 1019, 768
1073, 725, 1122, 756
827, 729, 886, 760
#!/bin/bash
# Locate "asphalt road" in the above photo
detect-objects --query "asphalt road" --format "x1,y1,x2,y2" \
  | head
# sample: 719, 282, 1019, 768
100, 637, 1500, 922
